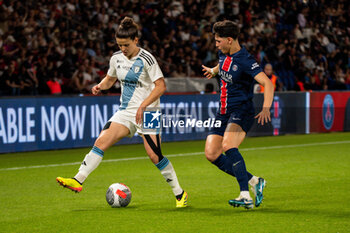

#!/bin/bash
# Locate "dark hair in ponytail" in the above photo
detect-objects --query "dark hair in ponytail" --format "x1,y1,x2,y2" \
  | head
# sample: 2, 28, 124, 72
115, 17, 139, 39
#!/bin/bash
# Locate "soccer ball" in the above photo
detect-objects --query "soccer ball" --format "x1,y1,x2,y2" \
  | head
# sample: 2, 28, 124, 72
106, 183, 132, 208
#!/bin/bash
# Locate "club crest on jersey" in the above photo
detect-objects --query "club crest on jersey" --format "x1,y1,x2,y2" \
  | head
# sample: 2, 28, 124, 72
232, 64, 238, 71
134, 66, 140, 73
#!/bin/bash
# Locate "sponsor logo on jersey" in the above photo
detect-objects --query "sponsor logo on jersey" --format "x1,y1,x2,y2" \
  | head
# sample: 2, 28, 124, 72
251, 62, 259, 70
218, 70, 232, 83
121, 80, 143, 88
122, 65, 131, 71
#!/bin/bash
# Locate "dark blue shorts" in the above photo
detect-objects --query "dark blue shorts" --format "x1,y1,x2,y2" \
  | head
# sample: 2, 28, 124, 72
209, 102, 255, 136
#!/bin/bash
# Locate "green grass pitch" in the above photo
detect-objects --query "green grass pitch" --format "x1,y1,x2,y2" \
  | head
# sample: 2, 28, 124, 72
1, 132, 350, 233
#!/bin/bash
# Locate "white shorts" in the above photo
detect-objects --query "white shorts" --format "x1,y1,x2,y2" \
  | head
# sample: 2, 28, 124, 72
109, 110, 159, 137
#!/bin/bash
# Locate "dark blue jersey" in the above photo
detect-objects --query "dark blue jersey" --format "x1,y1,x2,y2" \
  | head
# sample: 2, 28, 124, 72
218, 46, 262, 114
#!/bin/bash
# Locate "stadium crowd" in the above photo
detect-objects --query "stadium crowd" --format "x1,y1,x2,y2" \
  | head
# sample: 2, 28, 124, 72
0, 0, 349, 96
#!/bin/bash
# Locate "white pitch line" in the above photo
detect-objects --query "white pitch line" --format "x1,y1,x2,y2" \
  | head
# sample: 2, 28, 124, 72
238, 140, 350, 151
0, 140, 349, 172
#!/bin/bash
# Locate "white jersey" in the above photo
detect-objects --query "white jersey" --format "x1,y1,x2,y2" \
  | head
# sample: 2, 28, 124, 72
107, 48, 164, 113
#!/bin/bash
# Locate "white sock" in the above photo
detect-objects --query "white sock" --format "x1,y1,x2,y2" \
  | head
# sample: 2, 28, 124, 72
240, 191, 251, 199
156, 157, 183, 196
248, 176, 259, 187
74, 147, 104, 183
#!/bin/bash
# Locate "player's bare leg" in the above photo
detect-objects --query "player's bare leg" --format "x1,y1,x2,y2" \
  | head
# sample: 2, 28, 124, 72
205, 134, 223, 162
142, 134, 187, 207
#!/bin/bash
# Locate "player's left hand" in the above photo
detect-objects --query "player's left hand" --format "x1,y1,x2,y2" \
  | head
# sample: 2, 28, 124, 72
255, 108, 271, 125
136, 105, 146, 125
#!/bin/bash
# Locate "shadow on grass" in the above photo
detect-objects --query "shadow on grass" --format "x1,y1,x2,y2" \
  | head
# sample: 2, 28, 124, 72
70, 205, 350, 219
71, 205, 139, 212
255, 207, 350, 219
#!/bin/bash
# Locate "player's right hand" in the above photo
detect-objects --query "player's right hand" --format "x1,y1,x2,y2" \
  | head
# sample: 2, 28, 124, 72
202, 65, 215, 79
255, 108, 271, 125
92, 84, 101, 95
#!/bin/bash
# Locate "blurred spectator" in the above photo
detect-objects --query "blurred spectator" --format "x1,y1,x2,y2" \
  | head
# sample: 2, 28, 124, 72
345, 68, 350, 90
22, 52, 39, 95
204, 83, 216, 94
171, 64, 186, 78
70, 64, 89, 93
3, 60, 22, 95
303, 55, 316, 71
18, 63, 36, 95
310, 69, 322, 91
256, 63, 282, 93
295, 77, 305, 91
2, 35, 19, 58
0, 0, 349, 96
83, 65, 99, 92
46, 70, 62, 95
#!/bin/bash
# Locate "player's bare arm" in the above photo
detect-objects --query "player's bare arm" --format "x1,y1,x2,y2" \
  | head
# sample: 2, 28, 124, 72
254, 72, 274, 125
202, 64, 219, 79
136, 78, 166, 124
91, 75, 117, 95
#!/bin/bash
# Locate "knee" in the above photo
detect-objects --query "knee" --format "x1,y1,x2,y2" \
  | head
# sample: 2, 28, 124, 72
205, 147, 219, 162
222, 140, 234, 152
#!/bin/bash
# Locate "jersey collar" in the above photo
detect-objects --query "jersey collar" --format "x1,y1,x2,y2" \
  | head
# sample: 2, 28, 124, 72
223, 46, 246, 58
123, 47, 142, 61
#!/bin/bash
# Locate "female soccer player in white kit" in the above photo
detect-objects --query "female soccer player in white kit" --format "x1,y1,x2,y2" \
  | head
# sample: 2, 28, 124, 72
56, 17, 188, 208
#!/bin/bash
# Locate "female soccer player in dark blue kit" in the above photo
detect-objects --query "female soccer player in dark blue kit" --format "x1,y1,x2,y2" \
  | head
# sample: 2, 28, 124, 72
202, 20, 274, 209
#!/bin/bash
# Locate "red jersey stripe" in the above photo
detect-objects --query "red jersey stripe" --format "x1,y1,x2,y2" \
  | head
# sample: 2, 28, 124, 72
220, 80, 228, 114
222, 56, 232, 72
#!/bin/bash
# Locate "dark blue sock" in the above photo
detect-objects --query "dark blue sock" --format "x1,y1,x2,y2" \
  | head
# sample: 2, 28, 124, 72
225, 148, 249, 191
212, 154, 253, 180
247, 170, 253, 181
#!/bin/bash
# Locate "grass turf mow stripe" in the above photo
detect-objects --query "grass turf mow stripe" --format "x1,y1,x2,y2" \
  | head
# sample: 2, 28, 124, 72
1, 140, 349, 172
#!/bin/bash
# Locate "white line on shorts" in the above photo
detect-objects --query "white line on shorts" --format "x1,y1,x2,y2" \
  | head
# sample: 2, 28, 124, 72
0, 140, 349, 171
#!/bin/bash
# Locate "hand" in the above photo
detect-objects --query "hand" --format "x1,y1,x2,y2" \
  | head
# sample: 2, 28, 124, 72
91, 84, 101, 95
255, 108, 271, 125
202, 65, 215, 79
136, 105, 146, 125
